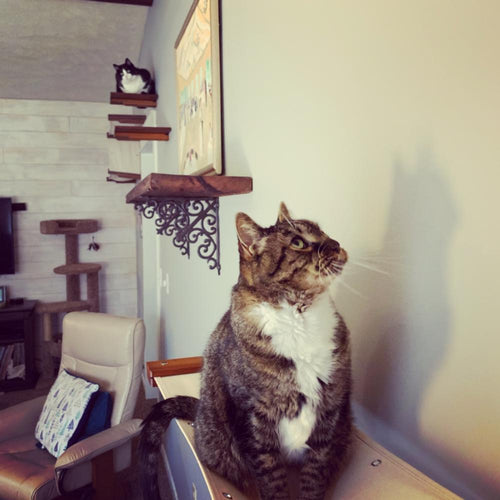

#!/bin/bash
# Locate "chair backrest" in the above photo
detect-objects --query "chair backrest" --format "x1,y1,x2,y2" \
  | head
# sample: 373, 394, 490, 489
60, 311, 145, 426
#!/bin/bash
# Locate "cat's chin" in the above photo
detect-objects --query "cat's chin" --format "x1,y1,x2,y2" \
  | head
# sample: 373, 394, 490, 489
313, 268, 343, 296
317, 265, 344, 282
294, 275, 334, 298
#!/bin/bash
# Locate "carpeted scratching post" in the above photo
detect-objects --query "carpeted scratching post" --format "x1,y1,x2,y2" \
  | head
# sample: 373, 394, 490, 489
36, 219, 102, 375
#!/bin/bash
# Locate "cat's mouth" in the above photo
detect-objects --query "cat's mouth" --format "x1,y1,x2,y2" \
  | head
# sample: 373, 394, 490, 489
317, 248, 348, 277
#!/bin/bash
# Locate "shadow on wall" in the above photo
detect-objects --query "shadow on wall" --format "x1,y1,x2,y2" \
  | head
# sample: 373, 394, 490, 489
348, 155, 458, 445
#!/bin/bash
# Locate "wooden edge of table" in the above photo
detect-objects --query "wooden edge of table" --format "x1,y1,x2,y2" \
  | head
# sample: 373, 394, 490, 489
146, 356, 203, 387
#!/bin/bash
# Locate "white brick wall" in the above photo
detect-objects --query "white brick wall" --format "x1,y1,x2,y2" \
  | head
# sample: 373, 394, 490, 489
0, 99, 140, 323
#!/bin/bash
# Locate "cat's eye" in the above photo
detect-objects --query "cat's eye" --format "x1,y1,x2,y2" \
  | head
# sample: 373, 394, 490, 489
290, 236, 308, 250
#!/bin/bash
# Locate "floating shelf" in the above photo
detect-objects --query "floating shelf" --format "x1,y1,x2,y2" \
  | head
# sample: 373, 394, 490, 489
108, 126, 171, 141
110, 92, 157, 108
107, 169, 141, 184
107, 95, 167, 141
108, 114, 147, 125
126, 173, 252, 203
129, 174, 253, 274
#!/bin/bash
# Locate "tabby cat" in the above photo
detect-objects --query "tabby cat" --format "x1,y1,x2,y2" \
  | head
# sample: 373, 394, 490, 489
138, 203, 352, 500
113, 58, 155, 94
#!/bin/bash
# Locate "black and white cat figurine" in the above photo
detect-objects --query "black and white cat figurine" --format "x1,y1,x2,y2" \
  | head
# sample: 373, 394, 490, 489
113, 58, 155, 94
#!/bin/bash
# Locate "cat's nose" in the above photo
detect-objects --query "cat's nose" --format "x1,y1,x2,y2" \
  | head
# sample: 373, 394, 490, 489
327, 239, 340, 252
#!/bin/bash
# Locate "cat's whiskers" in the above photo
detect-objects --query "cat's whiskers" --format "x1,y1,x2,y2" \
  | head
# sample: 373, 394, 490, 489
347, 248, 403, 268
318, 259, 366, 298
335, 276, 366, 298
355, 253, 399, 263
349, 259, 390, 276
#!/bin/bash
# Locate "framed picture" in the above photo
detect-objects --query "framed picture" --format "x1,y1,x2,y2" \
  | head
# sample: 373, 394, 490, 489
175, 0, 223, 176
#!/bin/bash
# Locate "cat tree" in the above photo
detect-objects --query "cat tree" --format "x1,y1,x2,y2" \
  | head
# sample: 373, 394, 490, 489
36, 219, 101, 374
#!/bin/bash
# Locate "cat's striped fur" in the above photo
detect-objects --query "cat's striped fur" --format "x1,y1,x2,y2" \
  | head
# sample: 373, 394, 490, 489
138, 203, 352, 500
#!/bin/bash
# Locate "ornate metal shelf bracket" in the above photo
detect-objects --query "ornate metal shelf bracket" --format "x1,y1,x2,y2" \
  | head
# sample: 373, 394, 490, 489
135, 198, 221, 274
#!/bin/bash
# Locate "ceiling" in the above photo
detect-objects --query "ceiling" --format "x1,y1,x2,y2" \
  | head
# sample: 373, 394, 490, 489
0, 0, 149, 103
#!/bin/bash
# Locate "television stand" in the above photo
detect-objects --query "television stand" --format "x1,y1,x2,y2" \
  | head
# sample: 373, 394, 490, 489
8, 298, 24, 306
0, 300, 38, 392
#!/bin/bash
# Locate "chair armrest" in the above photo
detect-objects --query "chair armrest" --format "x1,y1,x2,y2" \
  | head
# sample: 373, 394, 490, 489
0, 395, 46, 441
55, 418, 143, 471
146, 356, 203, 387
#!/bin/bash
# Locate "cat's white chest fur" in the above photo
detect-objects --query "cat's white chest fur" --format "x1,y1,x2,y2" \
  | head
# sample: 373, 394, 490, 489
251, 292, 338, 459
121, 74, 145, 93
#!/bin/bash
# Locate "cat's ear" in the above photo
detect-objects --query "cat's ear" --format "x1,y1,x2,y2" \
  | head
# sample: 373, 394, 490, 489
125, 58, 133, 65
277, 202, 293, 224
236, 213, 261, 260
113, 64, 120, 70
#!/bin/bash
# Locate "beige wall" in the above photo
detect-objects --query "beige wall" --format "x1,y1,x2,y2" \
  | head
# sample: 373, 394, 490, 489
140, 1, 500, 497
0, 99, 139, 318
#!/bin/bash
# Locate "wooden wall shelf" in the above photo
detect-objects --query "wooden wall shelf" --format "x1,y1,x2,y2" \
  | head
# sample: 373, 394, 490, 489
108, 114, 147, 125
110, 92, 157, 108
110, 92, 252, 273
108, 126, 171, 141
126, 173, 252, 203
107, 169, 141, 184
130, 174, 253, 274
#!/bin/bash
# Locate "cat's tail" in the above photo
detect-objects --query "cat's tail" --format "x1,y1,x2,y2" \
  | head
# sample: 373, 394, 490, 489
137, 395, 198, 500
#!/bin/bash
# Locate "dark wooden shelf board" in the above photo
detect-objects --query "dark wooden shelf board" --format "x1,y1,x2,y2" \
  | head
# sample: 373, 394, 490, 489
126, 173, 253, 203
110, 92, 157, 108
108, 114, 147, 124
107, 169, 141, 184
108, 169, 140, 180
111, 126, 171, 141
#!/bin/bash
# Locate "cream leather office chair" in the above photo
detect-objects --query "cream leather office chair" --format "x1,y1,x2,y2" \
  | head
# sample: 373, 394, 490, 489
0, 311, 145, 500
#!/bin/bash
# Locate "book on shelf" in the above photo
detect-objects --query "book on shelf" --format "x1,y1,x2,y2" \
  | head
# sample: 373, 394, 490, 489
7, 361, 25, 380
0, 344, 15, 380
0, 343, 24, 380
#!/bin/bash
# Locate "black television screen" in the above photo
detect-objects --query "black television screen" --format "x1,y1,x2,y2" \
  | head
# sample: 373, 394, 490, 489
0, 198, 15, 275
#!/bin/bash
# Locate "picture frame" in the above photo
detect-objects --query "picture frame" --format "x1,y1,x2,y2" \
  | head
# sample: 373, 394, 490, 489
175, 0, 223, 176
